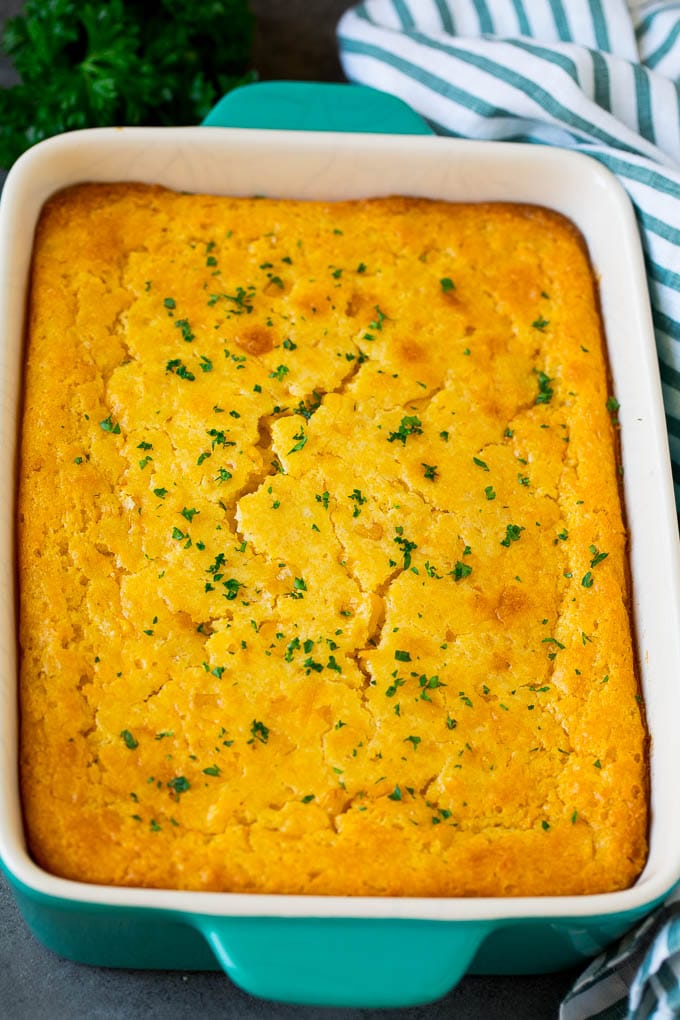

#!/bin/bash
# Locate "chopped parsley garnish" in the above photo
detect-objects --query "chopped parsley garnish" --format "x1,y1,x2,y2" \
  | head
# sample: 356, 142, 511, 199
393, 528, 417, 569
500, 524, 524, 547
452, 561, 472, 581
388, 785, 402, 801
606, 396, 620, 422
288, 429, 307, 454
289, 577, 307, 599
532, 316, 549, 331
472, 456, 489, 471
166, 358, 195, 381
203, 765, 221, 777
250, 720, 270, 744
120, 730, 138, 749
422, 463, 438, 481
349, 489, 367, 517
484, 485, 496, 500
163, 297, 176, 309
175, 318, 194, 343
294, 393, 322, 420
440, 277, 455, 292
269, 364, 289, 381
394, 649, 411, 662
581, 571, 594, 588
387, 415, 423, 445
167, 776, 190, 796
99, 414, 121, 434
535, 369, 554, 404
590, 547, 609, 568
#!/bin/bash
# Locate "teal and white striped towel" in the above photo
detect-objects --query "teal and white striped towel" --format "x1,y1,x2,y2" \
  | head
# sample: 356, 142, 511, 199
337, 0, 680, 511
337, 3, 680, 1019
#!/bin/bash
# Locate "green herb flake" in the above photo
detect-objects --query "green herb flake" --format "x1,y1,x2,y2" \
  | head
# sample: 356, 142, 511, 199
163, 297, 176, 309
500, 524, 525, 548
387, 415, 423, 445
393, 529, 417, 569
388, 785, 402, 801
120, 730, 138, 749
166, 358, 195, 381
250, 719, 270, 744
440, 277, 455, 292
99, 415, 121, 434
422, 463, 438, 481
394, 649, 411, 662
581, 571, 594, 588
203, 765, 221, 777
535, 369, 554, 404
452, 561, 472, 581
288, 429, 307, 454
175, 319, 194, 343
484, 485, 496, 500
168, 776, 190, 796
472, 456, 489, 471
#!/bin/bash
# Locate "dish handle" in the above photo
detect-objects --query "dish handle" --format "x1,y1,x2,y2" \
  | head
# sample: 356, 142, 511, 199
193, 913, 489, 1008
201, 80, 434, 135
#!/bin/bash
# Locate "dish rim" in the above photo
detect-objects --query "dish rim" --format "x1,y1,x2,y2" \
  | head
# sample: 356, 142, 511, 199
2, 126, 679, 924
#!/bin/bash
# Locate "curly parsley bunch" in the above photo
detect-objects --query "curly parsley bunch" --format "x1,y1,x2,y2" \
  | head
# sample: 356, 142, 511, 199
0, 0, 255, 168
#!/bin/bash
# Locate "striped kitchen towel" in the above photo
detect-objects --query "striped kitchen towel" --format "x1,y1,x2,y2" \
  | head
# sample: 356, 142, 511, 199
337, 0, 680, 513
338, 3, 680, 1019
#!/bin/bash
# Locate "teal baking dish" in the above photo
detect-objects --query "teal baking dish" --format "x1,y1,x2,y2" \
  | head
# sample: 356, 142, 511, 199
1, 83, 680, 1009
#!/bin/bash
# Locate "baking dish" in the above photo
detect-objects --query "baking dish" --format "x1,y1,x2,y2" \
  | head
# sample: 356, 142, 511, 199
1, 83, 679, 1009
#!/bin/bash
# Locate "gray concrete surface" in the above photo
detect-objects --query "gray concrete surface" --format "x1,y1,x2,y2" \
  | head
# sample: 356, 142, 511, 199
0, 2, 586, 1016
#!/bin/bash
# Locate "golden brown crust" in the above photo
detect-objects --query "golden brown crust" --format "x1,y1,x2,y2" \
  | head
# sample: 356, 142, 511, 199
18, 183, 647, 895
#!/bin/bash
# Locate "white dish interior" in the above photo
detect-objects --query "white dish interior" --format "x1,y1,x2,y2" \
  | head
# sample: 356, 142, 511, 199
0, 127, 678, 922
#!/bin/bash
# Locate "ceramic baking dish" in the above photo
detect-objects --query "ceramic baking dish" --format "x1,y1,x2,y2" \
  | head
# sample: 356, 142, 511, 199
1, 84, 680, 1009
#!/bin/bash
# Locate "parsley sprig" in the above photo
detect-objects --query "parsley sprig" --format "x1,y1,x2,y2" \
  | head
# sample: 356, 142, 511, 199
0, 0, 255, 169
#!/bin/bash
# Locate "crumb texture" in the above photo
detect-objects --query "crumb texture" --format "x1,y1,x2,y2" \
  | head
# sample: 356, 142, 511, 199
19, 184, 647, 895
